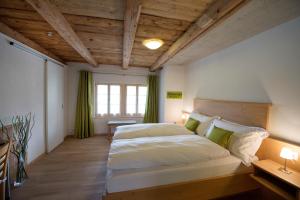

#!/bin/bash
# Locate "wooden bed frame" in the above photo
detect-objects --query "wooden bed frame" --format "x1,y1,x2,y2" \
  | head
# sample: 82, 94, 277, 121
103, 98, 272, 200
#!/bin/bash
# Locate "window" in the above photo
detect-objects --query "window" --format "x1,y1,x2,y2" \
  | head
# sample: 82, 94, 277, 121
126, 85, 147, 115
126, 86, 137, 115
109, 85, 121, 115
138, 86, 147, 114
96, 84, 120, 116
96, 85, 108, 115
95, 84, 147, 117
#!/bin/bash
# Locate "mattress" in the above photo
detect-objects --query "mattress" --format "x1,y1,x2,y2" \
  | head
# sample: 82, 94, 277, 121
106, 155, 252, 193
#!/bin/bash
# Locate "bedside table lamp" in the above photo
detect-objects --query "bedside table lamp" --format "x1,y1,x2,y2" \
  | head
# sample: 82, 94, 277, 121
181, 111, 190, 124
279, 147, 298, 174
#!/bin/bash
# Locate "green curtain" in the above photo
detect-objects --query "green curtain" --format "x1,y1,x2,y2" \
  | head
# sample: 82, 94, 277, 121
143, 75, 159, 123
74, 71, 94, 139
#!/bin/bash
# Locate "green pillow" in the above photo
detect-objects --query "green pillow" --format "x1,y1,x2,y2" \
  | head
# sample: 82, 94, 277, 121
184, 118, 200, 132
208, 126, 233, 148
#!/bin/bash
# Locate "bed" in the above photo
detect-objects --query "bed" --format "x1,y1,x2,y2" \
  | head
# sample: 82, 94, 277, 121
103, 98, 272, 200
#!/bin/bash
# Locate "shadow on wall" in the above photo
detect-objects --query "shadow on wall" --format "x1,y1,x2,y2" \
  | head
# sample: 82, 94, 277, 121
259, 72, 300, 145
184, 16, 300, 144
192, 72, 300, 145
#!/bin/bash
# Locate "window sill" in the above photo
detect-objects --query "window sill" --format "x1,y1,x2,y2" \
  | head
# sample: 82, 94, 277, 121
93, 115, 144, 120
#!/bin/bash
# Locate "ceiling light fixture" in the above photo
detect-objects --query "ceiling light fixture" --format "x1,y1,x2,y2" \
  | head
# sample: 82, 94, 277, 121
47, 32, 53, 37
143, 38, 164, 50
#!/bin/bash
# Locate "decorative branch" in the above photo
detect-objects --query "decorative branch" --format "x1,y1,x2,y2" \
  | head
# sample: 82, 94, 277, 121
2, 113, 35, 186
0, 113, 35, 185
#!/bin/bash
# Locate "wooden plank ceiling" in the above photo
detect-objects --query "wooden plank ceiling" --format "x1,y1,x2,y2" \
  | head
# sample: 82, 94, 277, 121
0, 0, 245, 69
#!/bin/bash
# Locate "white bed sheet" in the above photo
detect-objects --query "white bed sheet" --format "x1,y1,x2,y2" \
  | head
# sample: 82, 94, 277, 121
113, 123, 193, 140
106, 155, 252, 193
108, 135, 230, 170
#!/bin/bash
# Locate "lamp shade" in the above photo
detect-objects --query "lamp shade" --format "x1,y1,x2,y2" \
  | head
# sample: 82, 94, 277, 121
181, 113, 189, 120
280, 147, 298, 160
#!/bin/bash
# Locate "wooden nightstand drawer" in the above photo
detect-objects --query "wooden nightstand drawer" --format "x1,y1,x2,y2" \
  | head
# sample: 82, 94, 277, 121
251, 160, 300, 200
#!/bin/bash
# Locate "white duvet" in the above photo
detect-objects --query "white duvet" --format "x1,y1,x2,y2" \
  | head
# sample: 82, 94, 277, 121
108, 135, 230, 170
113, 123, 193, 140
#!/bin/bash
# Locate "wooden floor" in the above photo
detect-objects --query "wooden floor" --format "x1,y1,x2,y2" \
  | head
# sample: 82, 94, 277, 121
12, 135, 110, 200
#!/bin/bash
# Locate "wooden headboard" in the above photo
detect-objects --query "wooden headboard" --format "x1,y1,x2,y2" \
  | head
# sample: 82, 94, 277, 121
194, 98, 271, 129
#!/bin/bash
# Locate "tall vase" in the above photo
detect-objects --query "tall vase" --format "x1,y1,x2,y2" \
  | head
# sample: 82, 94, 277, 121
14, 151, 27, 187
1, 113, 34, 188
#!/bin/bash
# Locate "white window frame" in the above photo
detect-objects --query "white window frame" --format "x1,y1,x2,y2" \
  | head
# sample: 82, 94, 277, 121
125, 84, 147, 117
95, 83, 147, 118
95, 84, 121, 117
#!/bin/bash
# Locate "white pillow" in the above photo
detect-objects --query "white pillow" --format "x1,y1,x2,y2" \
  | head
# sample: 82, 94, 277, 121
205, 119, 269, 165
206, 119, 269, 139
228, 131, 264, 166
189, 112, 210, 123
189, 112, 220, 136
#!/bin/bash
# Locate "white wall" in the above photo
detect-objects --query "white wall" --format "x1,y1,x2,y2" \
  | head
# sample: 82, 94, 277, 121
0, 33, 67, 162
63, 65, 69, 137
159, 65, 185, 124
46, 61, 65, 152
67, 63, 153, 134
184, 17, 300, 144
0, 34, 45, 163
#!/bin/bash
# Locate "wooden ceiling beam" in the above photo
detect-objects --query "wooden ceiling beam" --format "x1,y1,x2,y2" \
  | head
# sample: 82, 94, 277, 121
26, 0, 98, 67
0, 21, 63, 62
151, 0, 248, 71
123, 0, 142, 69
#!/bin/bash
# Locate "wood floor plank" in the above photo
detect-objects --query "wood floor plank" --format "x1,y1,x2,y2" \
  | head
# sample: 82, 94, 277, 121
12, 135, 109, 200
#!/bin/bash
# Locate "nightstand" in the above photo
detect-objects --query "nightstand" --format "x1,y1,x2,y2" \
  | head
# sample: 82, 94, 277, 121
251, 159, 300, 200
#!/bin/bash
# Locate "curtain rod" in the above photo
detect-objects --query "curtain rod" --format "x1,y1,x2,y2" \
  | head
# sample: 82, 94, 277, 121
8, 40, 65, 67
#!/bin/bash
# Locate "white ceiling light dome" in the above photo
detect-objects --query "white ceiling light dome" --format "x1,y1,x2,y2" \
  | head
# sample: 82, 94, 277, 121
142, 38, 164, 50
